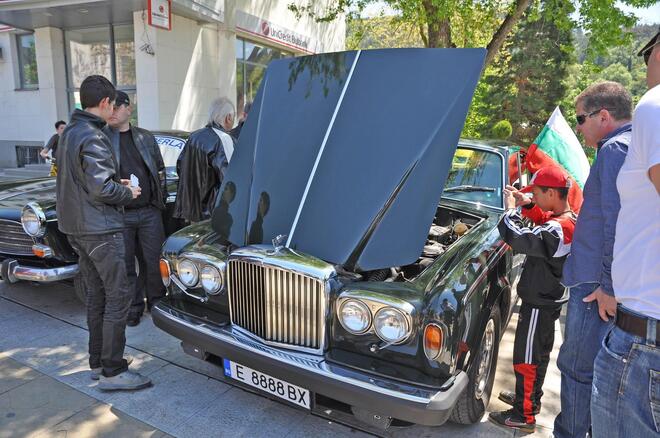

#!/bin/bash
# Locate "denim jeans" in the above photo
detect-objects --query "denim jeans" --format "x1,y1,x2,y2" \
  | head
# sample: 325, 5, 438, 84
554, 283, 613, 438
68, 233, 131, 377
591, 317, 660, 437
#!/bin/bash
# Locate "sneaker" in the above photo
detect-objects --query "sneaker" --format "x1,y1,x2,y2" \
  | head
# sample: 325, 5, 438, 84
126, 313, 142, 327
489, 409, 535, 433
98, 370, 152, 391
90, 355, 134, 380
497, 390, 541, 415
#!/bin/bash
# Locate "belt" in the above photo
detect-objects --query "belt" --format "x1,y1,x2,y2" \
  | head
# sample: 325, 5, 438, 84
616, 307, 660, 345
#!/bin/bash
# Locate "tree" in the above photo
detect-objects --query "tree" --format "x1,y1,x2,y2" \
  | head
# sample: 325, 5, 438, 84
290, 0, 658, 68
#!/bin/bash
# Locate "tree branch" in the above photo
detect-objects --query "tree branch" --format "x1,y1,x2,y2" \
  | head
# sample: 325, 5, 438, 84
485, 0, 532, 67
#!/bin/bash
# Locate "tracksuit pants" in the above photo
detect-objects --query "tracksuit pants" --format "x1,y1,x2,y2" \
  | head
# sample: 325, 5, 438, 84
512, 302, 562, 423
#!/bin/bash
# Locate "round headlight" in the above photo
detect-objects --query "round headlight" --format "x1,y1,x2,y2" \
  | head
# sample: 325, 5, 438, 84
200, 265, 223, 294
374, 307, 410, 344
177, 259, 198, 287
21, 203, 46, 237
338, 299, 371, 334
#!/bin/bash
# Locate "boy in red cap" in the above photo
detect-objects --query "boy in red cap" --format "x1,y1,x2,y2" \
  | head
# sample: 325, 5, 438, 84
489, 166, 576, 432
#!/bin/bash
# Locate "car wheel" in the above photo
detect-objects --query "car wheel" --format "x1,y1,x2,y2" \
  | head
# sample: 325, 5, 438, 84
449, 305, 501, 424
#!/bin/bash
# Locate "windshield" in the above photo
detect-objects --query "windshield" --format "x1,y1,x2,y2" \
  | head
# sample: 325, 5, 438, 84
155, 134, 186, 179
443, 147, 503, 208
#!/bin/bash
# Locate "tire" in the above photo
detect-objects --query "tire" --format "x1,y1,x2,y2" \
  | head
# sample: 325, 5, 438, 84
449, 305, 501, 424
73, 274, 87, 304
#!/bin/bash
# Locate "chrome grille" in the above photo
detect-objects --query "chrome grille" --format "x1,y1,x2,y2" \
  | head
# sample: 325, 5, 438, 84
228, 260, 325, 351
0, 219, 34, 256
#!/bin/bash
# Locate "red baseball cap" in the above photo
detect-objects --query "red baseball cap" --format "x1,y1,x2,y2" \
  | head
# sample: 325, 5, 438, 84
521, 166, 571, 193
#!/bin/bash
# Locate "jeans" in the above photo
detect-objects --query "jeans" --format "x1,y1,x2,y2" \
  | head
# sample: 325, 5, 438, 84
591, 316, 660, 437
554, 283, 613, 438
68, 233, 131, 377
123, 206, 165, 316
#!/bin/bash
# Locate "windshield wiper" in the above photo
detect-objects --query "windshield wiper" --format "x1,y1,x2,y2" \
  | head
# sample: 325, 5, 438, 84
444, 185, 497, 193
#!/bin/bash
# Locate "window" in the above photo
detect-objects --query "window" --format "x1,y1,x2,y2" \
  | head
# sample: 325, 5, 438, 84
65, 25, 136, 120
235, 38, 292, 116
443, 147, 504, 208
16, 33, 38, 89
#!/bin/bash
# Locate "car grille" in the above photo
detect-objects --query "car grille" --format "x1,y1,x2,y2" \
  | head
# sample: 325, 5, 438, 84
227, 260, 326, 351
0, 219, 34, 256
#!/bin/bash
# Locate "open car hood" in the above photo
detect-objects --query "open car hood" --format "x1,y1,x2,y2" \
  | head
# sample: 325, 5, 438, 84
212, 48, 485, 271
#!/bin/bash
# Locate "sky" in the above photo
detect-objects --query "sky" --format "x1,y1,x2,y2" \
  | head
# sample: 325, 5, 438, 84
360, 1, 660, 25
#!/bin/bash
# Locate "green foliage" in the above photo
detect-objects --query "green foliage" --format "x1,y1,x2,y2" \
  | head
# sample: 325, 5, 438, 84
491, 120, 513, 139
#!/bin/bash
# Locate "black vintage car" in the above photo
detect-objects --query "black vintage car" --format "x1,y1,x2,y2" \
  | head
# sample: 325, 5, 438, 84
0, 130, 188, 302
152, 49, 524, 430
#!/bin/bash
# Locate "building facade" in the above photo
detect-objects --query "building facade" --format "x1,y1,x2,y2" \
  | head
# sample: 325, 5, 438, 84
0, 0, 345, 168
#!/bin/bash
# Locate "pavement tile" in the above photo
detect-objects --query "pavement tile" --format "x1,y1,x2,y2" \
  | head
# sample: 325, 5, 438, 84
0, 356, 40, 395
0, 374, 96, 438
0, 297, 33, 321
34, 402, 168, 438
0, 310, 69, 353
104, 364, 232, 434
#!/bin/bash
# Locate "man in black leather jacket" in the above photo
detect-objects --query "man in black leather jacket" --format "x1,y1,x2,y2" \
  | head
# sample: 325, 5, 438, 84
173, 97, 235, 222
55, 75, 151, 391
107, 91, 167, 327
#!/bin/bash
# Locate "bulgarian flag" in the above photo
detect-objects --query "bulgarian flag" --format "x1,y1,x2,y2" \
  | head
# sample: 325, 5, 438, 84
509, 107, 589, 213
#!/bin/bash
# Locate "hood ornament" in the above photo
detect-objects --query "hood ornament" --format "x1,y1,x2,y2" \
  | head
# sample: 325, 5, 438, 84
270, 234, 287, 254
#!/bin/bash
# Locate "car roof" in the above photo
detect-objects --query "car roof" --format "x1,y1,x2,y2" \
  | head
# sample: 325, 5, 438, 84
459, 138, 520, 154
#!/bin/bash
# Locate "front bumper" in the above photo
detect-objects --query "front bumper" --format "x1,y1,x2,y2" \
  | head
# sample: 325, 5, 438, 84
152, 302, 468, 426
1, 259, 79, 283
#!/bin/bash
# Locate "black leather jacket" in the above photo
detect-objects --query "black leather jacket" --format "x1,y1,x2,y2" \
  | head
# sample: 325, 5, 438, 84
55, 109, 133, 235
173, 122, 233, 222
105, 125, 167, 210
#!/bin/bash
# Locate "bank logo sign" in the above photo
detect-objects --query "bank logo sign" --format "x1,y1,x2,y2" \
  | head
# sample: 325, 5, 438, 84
149, 0, 172, 30
236, 10, 317, 54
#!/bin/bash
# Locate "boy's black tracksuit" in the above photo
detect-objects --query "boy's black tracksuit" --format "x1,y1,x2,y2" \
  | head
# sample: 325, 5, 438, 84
497, 205, 576, 425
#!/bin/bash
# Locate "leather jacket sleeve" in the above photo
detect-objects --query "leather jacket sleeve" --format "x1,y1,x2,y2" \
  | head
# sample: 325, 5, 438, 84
79, 135, 133, 206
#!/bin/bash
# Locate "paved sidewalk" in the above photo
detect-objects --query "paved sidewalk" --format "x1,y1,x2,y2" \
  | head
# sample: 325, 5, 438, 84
0, 280, 564, 437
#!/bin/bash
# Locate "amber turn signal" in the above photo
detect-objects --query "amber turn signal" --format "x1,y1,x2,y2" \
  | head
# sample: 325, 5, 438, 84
159, 259, 171, 287
32, 244, 52, 258
424, 323, 444, 360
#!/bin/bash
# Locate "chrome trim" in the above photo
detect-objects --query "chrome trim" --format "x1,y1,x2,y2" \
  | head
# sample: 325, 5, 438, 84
170, 274, 208, 303
178, 252, 227, 292
31, 244, 52, 258
227, 245, 335, 355
21, 202, 47, 237
5, 260, 79, 283
154, 303, 466, 405
0, 219, 35, 256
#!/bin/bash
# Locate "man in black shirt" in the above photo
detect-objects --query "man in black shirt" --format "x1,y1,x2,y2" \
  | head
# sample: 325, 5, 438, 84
40, 120, 66, 175
108, 91, 167, 327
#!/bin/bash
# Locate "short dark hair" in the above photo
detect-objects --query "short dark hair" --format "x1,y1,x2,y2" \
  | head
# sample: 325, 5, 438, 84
54, 120, 66, 129
576, 81, 632, 121
80, 75, 116, 110
539, 186, 569, 200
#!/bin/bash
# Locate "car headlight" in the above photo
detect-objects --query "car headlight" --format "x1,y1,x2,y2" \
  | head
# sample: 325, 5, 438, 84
374, 307, 410, 344
338, 299, 371, 334
200, 264, 223, 294
177, 259, 198, 287
21, 203, 46, 237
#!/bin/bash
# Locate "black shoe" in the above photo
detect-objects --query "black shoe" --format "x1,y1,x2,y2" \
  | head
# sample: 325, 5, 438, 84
126, 313, 141, 327
498, 390, 541, 415
489, 409, 535, 433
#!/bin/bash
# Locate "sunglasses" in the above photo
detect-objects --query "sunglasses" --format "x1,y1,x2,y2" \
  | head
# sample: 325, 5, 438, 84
643, 40, 660, 66
576, 109, 602, 125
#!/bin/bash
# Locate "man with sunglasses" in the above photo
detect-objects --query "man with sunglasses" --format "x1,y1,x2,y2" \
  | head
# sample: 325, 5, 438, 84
554, 81, 632, 438
590, 27, 660, 438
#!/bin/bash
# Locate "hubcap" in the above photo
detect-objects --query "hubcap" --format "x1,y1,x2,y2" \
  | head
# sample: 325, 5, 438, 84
475, 318, 495, 399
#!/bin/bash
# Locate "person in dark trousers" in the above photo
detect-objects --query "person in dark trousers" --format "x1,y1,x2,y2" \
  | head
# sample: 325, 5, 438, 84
553, 82, 632, 438
173, 97, 235, 222
107, 91, 167, 327
55, 75, 151, 391
41, 120, 66, 176
489, 166, 576, 433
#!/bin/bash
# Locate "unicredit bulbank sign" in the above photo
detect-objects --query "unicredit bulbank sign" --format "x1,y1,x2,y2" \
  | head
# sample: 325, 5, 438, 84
235, 10, 317, 54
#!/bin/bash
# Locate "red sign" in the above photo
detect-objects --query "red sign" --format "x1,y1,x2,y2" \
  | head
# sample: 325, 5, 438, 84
148, 0, 171, 31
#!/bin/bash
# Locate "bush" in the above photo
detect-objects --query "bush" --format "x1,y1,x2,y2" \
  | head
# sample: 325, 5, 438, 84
491, 120, 513, 139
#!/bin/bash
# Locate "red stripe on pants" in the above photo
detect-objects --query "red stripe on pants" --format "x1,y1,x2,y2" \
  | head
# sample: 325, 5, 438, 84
514, 363, 538, 423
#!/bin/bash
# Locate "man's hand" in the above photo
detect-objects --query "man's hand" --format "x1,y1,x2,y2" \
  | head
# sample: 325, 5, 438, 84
583, 286, 617, 321
39, 149, 49, 159
120, 179, 131, 186
129, 185, 141, 199
504, 185, 532, 209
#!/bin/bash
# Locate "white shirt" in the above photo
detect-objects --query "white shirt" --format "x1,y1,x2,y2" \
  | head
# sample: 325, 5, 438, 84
612, 84, 660, 319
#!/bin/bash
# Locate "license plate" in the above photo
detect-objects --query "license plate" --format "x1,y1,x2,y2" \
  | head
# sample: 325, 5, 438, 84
223, 359, 311, 410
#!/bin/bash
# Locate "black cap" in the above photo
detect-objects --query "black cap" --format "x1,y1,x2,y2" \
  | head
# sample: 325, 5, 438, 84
115, 90, 130, 106
638, 26, 660, 57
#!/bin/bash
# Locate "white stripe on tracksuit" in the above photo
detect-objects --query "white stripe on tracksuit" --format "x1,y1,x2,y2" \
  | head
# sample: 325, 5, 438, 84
525, 308, 539, 364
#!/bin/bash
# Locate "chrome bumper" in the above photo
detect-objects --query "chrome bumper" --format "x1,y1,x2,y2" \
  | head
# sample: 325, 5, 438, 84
2, 259, 79, 283
152, 302, 468, 426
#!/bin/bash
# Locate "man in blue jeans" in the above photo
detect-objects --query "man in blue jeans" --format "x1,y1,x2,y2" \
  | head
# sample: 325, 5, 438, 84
554, 81, 632, 438
590, 27, 660, 438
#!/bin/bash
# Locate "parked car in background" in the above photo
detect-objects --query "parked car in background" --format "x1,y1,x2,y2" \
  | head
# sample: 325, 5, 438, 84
0, 130, 188, 302
152, 49, 525, 430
